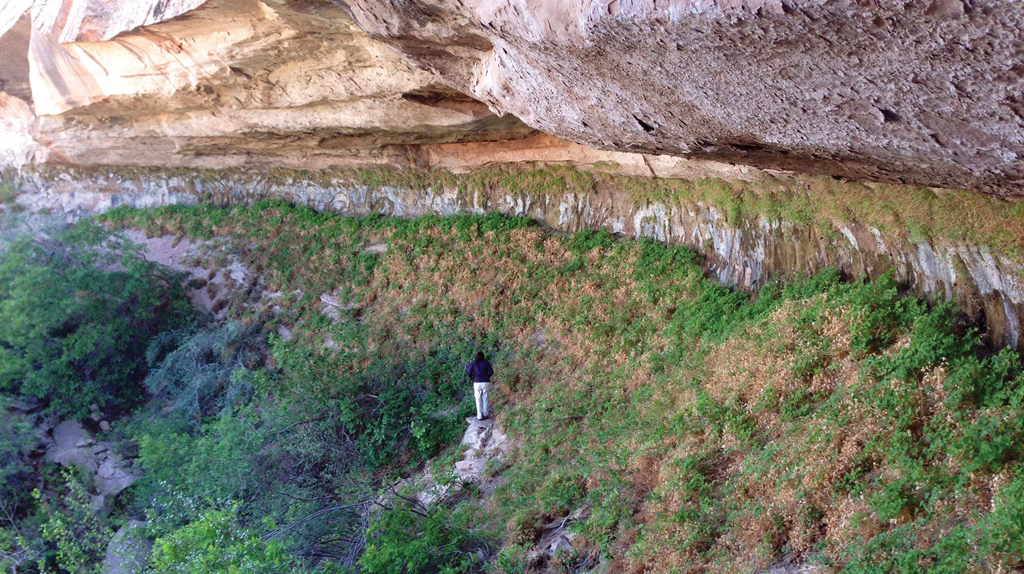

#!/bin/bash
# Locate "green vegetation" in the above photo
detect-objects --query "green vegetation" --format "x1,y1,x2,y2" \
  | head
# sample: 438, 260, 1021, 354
0, 398, 35, 503
0, 221, 192, 417
36, 472, 111, 572
361, 504, 491, 574
150, 506, 298, 573
3, 198, 1023, 572
31, 162, 1024, 259
0, 218, 196, 573
0, 183, 19, 206
344, 164, 1024, 259
94, 202, 1024, 572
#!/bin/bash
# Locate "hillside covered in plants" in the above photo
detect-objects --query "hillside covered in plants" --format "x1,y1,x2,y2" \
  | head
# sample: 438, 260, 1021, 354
1, 201, 1023, 573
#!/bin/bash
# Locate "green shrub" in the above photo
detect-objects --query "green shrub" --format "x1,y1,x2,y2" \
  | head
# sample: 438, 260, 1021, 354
0, 221, 192, 416
990, 474, 1024, 566
36, 471, 112, 573
0, 183, 18, 206
0, 402, 35, 508
136, 409, 266, 518
151, 506, 296, 573
142, 322, 265, 420
359, 504, 488, 574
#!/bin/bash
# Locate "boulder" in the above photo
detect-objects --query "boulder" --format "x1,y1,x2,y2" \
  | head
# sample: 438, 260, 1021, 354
45, 419, 138, 503
460, 421, 488, 451
95, 452, 137, 498
454, 458, 486, 483
47, 420, 99, 473
102, 520, 152, 574
8, 395, 41, 414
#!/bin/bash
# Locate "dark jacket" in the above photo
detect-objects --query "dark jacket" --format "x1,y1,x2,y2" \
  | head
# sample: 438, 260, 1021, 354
466, 359, 494, 383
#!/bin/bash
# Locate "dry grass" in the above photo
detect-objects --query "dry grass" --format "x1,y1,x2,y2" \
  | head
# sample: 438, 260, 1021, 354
100, 203, 1024, 573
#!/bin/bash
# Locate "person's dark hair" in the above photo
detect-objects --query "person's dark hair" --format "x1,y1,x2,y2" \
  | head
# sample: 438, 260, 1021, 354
475, 351, 485, 362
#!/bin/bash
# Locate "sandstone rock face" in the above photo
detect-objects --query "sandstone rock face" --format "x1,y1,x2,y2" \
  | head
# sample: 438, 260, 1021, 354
0, 0, 207, 42
0, 0, 539, 171
0, 92, 40, 167
342, 0, 1024, 195
1, 0, 1022, 193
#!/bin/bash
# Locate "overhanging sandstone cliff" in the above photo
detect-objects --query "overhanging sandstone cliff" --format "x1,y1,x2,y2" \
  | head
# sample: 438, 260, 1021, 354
0, 0, 538, 170
340, 0, 1024, 195
3, 0, 1024, 348
1, 0, 1024, 196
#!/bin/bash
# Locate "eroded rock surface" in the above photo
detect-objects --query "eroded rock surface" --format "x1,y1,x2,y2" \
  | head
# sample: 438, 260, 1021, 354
0, 0, 538, 171
343, 0, 1024, 195
102, 520, 152, 574
123, 230, 253, 318
0, 0, 207, 42
44, 420, 138, 501
1, 0, 1023, 193
456, 417, 508, 488
47, 420, 99, 472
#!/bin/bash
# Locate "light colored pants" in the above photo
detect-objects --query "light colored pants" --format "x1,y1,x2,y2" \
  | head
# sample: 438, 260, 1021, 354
474, 382, 490, 419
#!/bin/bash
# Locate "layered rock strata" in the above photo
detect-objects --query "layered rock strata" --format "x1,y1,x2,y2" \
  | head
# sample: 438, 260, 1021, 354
0, 0, 537, 169
9, 166, 1023, 348
343, 0, 1024, 195
2, 0, 1024, 194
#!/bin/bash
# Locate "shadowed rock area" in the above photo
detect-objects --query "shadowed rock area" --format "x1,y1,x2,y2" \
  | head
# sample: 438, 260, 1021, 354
342, 0, 1024, 195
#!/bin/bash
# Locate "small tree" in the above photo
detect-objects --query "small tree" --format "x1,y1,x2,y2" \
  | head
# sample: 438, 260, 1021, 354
36, 471, 111, 573
359, 503, 487, 574
0, 221, 191, 417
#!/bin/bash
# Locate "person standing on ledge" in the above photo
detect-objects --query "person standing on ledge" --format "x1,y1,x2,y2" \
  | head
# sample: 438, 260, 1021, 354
466, 351, 494, 421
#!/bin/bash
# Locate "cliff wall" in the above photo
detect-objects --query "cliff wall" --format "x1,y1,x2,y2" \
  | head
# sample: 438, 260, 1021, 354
8, 165, 1023, 348
342, 0, 1024, 195
2, 1, 1024, 195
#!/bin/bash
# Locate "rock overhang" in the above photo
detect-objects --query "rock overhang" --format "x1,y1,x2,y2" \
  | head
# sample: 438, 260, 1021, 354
0, 0, 1023, 196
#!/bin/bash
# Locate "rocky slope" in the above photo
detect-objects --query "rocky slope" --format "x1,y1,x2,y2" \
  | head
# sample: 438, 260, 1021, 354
9, 164, 1024, 348
2, 0, 1024, 195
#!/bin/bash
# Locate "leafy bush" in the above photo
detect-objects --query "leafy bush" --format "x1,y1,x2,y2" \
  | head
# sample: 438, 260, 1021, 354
0, 222, 192, 416
0, 402, 36, 508
360, 504, 489, 574
136, 409, 267, 522
151, 506, 296, 573
990, 474, 1024, 566
269, 332, 475, 473
35, 471, 111, 573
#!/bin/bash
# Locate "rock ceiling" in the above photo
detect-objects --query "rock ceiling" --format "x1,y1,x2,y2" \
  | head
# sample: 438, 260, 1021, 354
2, 0, 1024, 195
